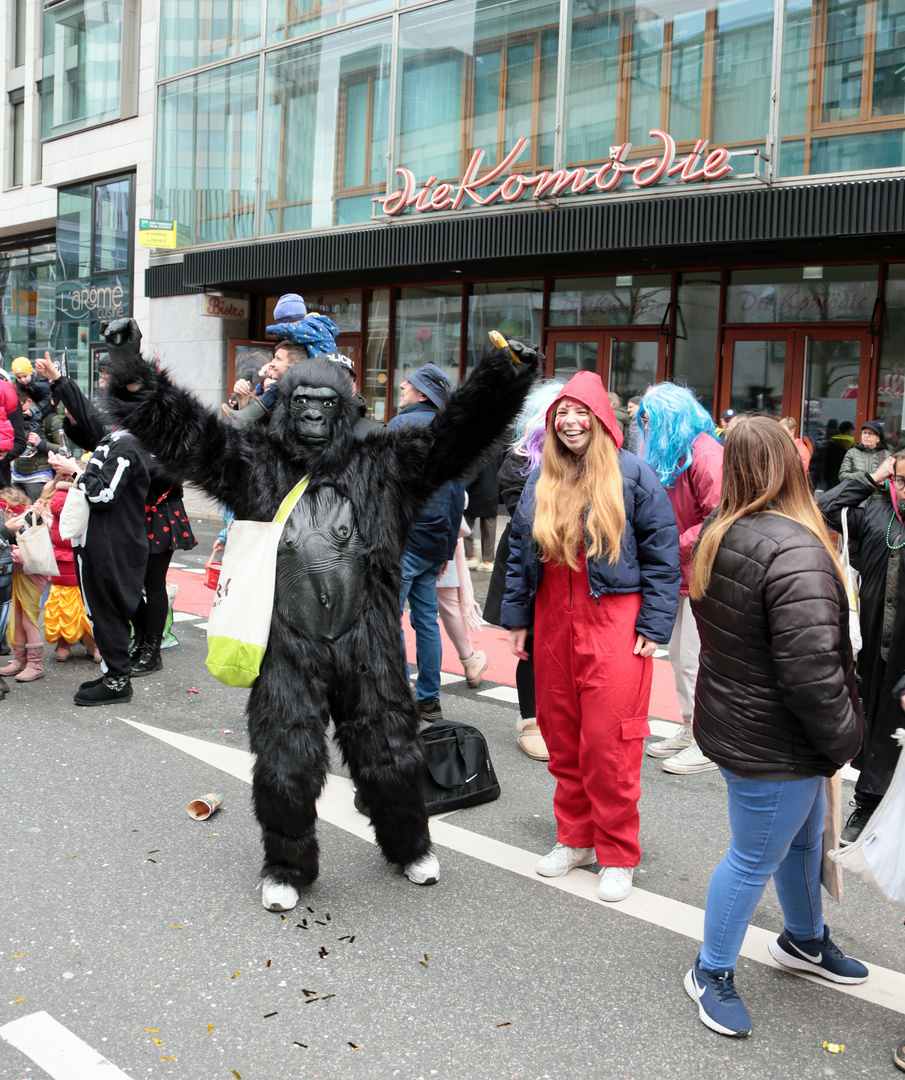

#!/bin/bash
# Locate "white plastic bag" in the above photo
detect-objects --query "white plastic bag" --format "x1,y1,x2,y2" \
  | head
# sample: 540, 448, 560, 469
829, 728, 905, 907
836, 507, 862, 654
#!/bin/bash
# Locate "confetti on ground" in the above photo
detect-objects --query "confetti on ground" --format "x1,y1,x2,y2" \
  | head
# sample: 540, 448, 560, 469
232, 1071, 242, 1079
280, 915, 287, 923
423, 953, 429, 961
315, 920, 327, 926
161, 1056, 177, 1061
11, 953, 26, 958
318, 947, 329, 959
231, 972, 241, 979
187, 688, 200, 694
322, 994, 336, 1000
206, 834, 218, 838
497, 1022, 511, 1028
148, 850, 160, 854
301, 989, 316, 997
338, 935, 350, 942
152, 1038, 163, 1046
66, 855, 77, 860
266, 959, 271, 968
221, 729, 233, 734
419, 961, 429, 969
304, 997, 320, 1005
10, 997, 26, 1005
264, 1012, 278, 1018
296, 924, 308, 930
294, 1042, 307, 1048
824, 1042, 844, 1054
206, 1025, 214, 1034
143, 1029, 159, 1033
171, 925, 183, 930
348, 1042, 359, 1050
307, 907, 314, 913
325, 913, 331, 921
148, 859, 158, 864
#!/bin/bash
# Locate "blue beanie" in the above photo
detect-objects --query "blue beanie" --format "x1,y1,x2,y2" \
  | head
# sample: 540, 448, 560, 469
273, 293, 307, 322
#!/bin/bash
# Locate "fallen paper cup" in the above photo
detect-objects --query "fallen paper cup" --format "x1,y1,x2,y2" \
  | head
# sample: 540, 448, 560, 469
187, 793, 222, 820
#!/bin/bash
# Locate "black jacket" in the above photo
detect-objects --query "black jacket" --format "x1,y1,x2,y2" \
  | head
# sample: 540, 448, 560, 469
692, 512, 862, 780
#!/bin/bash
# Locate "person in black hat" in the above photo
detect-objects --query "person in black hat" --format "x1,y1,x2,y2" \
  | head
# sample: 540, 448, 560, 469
839, 420, 888, 501
386, 364, 464, 722
716, 408, 737, 443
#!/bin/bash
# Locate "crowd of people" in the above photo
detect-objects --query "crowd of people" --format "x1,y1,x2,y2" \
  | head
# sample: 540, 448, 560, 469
2, 295, 904, 1064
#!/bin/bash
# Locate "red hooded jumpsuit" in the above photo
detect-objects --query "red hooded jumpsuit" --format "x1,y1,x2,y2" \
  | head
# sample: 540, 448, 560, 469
534, 374, 654, 868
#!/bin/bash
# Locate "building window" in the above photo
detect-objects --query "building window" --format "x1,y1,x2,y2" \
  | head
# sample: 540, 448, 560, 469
565, 0, 773, 172
779, 0, 905, 175
158, 0, 261, 80
0, 243, 56, 369
396, 0, 559, 186
156, 58, 259, 245
878, 264, 905, 447
393, 285, 463, 418
55, 175, 134, 394
467, 281, 544, 373
41, 0, 139, 139
260, 21, 391, 233
267, 0, 393, 43
14, 0, 27, 67
11, 102, 25, 187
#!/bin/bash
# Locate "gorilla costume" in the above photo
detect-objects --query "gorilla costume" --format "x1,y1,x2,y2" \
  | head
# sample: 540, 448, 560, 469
100, 319, 538, 908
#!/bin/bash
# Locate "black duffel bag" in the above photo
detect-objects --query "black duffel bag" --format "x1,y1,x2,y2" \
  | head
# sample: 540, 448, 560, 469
419, 719, 500, 815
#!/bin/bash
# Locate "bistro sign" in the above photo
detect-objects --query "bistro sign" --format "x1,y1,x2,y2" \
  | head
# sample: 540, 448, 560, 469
379, 130, 732, 217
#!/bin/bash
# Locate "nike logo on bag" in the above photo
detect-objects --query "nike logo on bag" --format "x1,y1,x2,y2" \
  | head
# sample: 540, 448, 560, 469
789, 942, 823, 963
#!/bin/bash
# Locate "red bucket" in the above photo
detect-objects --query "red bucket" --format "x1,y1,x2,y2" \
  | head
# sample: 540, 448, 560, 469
204, 559, 221, 590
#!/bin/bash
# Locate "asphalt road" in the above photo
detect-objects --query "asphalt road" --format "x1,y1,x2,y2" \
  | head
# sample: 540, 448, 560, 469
1, 521, 903, 1080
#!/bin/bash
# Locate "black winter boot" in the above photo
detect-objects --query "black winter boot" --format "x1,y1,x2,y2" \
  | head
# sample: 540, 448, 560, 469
131, 638, 163, 677
129, 629, 146, 663
73, 674, 133, 707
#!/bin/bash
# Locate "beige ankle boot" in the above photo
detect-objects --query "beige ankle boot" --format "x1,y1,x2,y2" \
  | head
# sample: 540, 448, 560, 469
516, 717, 549, 761
15, 645, 44, 682
0, 643, 26, 676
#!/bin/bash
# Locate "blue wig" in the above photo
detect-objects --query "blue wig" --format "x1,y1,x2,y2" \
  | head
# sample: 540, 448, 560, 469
637, 383, 717, 488
510, 379, 565, 475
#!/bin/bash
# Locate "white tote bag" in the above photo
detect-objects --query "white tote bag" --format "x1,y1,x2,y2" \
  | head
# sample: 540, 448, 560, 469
836, 507, 862, 655
829, 728, 905, 907
205, 478, 308, 688
59, 485, 89, 541
16, 515, 59, 577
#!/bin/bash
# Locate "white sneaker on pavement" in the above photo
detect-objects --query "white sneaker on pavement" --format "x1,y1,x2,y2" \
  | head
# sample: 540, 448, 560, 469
261, 877, 300, 911
597, 866, 634, 902
661, 738, 718, 774
646, 725, 694, 759
535, 842, 596, 878
405, 849, 439, 885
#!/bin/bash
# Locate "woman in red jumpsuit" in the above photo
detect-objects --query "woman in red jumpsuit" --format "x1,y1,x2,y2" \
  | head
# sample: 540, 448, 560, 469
502, 372, 680, 902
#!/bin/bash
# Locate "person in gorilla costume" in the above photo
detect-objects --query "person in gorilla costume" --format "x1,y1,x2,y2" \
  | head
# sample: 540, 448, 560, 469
99, 318, 539, 911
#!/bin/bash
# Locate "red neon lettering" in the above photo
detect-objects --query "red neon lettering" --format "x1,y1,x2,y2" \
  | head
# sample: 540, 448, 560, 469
702, 147, 733, 180
430, 183, 453, 210
381, 168, 416, 216
500, 173, 526, 202
632, 130, 676, 188
667, 139, 709, 182
413, 177, 438, 213
598, 144, 633, 191
452, 138, 527, 209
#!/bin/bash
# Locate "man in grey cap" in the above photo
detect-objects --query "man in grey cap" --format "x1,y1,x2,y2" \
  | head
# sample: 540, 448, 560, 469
386, 364, 465, 721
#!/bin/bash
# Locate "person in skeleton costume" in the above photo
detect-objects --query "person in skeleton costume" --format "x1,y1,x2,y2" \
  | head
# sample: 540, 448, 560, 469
99, 317, 539, 911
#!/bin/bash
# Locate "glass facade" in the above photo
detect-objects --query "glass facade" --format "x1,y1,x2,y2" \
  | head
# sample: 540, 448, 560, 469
550, 276, 670, 326
673, 271, 720, 415
42, 0, 124, 138
153, 0, 905, 241
879, 264, 905, 447
726, 266, 878, 322
0, 243, 57, 370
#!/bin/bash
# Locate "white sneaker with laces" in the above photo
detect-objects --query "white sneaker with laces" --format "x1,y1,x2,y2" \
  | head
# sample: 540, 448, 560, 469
597, 866, 634, 902
261, 877, 299, 911
661, 738, 718, 774
405, 849, 439, 885
535, 842, 596, 878
646, 725, 694, 759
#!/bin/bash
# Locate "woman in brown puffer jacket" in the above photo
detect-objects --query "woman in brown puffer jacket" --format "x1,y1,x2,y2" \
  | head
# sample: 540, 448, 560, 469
683, 416, 866, 1040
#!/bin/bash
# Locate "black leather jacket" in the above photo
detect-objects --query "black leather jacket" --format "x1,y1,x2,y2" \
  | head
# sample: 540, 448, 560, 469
691, 512, 862, 780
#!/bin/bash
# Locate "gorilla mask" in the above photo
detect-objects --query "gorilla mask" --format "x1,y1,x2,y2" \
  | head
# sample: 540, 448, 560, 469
291, 385, 340, 445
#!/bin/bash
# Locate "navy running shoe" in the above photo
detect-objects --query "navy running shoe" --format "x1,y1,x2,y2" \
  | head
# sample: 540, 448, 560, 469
684, 957, 752, 1037
768, 924, 868, 984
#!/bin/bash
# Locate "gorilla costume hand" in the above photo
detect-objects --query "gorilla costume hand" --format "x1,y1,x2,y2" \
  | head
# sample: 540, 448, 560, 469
101, 322, 539, 905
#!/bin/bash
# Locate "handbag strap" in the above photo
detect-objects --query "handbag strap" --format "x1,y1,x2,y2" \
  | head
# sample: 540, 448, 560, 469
273, 477, 309, 524
841, 506, 850, 549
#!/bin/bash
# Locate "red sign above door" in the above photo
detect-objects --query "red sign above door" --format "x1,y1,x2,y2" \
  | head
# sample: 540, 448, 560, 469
379, 130, 733, 217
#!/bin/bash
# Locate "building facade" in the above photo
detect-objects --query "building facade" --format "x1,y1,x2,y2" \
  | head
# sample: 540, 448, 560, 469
2, 0, 905, 439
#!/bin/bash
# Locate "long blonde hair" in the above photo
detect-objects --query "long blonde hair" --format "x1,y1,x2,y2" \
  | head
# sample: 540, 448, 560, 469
690, 415, 843, 600
532, 410, 626, 569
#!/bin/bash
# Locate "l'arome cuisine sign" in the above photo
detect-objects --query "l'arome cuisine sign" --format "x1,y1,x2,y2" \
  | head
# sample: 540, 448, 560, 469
379, 130, 732, 217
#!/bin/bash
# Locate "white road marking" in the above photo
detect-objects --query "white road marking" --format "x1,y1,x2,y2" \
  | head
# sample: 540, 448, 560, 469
1, 1011, 131, 1079
171, 610, 202, 622
176, 566, 205, 574
194, 621, 209, 631
410, 668, 465, 686
118, 718, 898, 1014
168, 561, 188, 569
478, 686, 520, 704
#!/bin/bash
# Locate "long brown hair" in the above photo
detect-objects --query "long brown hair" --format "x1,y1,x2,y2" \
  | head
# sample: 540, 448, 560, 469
690, 415, 843, 600
532, 410, 626, 569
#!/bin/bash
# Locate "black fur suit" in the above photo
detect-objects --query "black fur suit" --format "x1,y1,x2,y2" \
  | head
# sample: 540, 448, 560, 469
100, 322, 538, 891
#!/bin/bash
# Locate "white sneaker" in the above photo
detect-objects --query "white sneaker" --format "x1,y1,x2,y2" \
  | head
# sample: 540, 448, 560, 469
535, 842, 596, 878
661, 739, 718, 774
405, 849, 439, 885
261, 877, 299, 911
646, 726, 694, 759
597, 866, 633, 902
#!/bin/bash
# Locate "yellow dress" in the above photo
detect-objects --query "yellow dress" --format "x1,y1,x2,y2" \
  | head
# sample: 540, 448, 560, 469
43, 583, 92, 645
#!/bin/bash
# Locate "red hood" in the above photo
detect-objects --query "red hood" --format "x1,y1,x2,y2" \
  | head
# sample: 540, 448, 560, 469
545, 371, 624, 450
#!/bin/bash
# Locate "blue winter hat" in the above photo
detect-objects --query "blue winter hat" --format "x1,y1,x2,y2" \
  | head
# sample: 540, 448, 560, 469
273, 293, 307, 322
407, 363, 452, 409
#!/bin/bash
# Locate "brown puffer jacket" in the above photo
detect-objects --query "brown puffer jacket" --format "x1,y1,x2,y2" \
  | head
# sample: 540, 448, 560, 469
691, 512, 862, 780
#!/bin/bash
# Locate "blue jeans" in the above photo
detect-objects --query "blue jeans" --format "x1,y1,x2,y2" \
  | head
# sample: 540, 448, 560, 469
399, 550, 444, 704
700, 768, 825, 970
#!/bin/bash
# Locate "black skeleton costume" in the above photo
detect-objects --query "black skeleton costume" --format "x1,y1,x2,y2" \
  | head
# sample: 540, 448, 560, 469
100, 317, 538, 906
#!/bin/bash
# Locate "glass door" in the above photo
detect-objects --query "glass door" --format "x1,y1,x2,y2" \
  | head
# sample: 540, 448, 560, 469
546, 332, 602, 382
722, 330, 794, 419
608, 334, 661, 402
798, 333, 866, 448
545, 329, 664, 397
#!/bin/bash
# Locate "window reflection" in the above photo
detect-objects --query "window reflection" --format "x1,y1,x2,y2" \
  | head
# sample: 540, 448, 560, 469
393, 286, 462, 419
